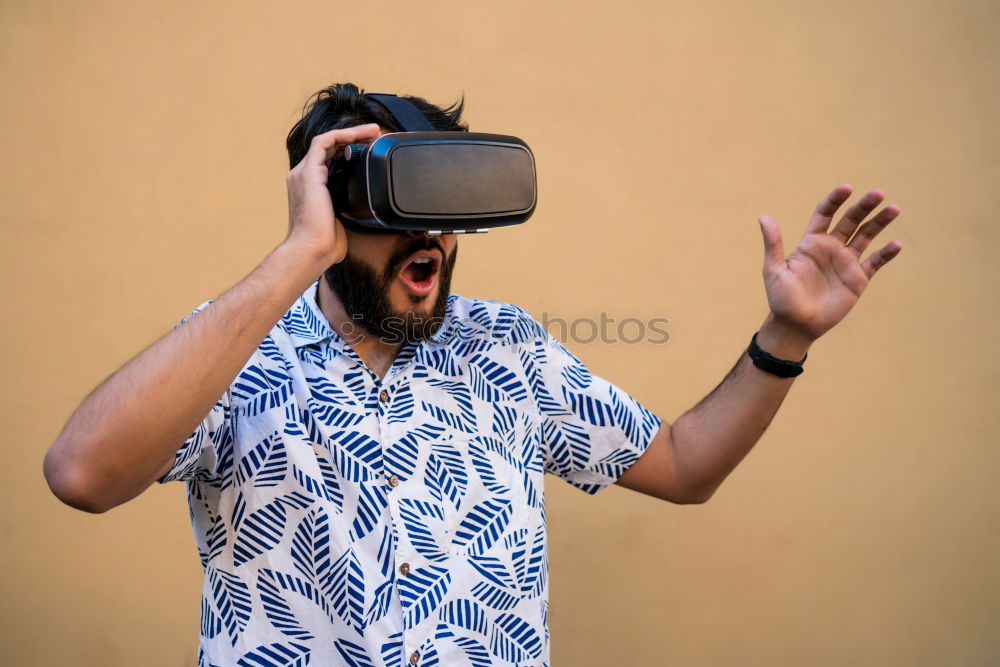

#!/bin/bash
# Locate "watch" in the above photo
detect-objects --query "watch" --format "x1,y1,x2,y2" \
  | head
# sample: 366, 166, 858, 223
747, 331, 807, 378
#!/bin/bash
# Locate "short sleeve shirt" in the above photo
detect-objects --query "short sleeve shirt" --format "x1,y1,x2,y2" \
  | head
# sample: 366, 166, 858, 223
159, 280, 661, 667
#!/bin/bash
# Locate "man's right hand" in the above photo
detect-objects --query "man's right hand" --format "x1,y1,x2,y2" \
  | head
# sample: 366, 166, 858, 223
284, 123, 382, 266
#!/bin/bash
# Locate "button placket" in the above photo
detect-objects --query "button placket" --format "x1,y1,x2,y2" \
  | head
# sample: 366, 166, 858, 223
378, 382, 392, 486
382, 365, 425, 664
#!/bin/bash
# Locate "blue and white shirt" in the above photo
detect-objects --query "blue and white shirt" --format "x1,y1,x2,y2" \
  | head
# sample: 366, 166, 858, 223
159, 279, 660, 667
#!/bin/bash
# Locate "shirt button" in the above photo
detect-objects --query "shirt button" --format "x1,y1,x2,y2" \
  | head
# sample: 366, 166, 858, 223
399, 562, 410, 575
409, 652, 419, 665
388, 474, 399, 488
379, 390, 389, 403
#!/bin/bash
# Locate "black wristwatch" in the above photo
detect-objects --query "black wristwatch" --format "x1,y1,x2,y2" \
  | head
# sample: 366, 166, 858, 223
747, 331, 807, 378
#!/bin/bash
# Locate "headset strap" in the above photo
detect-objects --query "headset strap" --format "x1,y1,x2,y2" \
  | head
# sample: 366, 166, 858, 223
365, 93, 435, 132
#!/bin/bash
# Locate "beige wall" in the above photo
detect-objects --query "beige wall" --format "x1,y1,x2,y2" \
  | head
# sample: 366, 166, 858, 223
3, 0, 997, 664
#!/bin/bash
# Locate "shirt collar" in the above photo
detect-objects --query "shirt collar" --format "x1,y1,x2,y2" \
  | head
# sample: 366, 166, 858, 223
286, 280, 459, 349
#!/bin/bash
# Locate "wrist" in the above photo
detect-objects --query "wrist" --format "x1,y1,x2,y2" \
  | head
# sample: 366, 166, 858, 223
276, 237, 338, 276
755, 313, 814, 361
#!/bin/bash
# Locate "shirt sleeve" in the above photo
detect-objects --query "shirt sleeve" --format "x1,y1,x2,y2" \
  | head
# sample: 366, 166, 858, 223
529, 331, 662, 495
156, 300, 235, 485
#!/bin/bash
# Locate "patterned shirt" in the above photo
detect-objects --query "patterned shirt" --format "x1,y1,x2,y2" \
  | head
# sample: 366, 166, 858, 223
158, 279, 660, 667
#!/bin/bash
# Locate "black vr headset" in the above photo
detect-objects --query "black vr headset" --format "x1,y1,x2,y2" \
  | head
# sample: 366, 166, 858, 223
328, 93, 537, 236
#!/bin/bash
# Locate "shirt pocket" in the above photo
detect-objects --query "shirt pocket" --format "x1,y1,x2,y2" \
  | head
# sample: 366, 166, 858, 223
440, 427, 538, 558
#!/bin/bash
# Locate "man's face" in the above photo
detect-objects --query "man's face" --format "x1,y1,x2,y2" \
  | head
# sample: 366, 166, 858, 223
323, 229, 459, 343
322, 125, 460, 344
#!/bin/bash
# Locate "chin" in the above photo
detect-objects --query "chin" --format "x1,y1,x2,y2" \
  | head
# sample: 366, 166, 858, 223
402, 295, 436, 313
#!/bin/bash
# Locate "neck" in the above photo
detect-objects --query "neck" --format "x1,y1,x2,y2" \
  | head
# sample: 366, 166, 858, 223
316, 277, 403, 380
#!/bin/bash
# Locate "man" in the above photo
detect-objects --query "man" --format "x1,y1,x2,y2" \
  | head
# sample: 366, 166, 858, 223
43, 83, 902, 666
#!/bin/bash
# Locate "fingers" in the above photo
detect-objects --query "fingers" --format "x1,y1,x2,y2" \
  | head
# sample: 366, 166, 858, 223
847, 202, 901, 256
304, 123, 382, 167
758, 214, 785, 273
804, 184, 854, 235
860, 239, 903, 279
829, 189, 884, 243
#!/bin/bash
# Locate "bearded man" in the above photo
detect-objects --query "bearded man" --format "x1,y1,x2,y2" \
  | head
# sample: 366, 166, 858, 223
43, 83, 903, 666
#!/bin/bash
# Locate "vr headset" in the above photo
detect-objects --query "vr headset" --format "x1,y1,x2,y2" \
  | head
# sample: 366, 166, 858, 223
328, 93, 537, 236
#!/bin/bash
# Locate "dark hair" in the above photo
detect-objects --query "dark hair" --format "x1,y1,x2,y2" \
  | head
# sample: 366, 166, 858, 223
285, 83, 469, 168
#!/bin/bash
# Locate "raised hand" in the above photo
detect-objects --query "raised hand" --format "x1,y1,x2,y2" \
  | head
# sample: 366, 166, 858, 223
284, 123, 382, 267
756, 184, 902, 346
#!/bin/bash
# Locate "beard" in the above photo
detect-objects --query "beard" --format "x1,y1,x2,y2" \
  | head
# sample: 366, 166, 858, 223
323, 237, 458, 344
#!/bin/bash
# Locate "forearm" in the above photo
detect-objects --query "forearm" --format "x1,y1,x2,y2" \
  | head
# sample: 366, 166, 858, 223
43, 241, 328, 512
669, 313, 814, 502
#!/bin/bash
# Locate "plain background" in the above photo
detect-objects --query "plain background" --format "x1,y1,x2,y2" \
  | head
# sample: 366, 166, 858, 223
2, 0, 997, 664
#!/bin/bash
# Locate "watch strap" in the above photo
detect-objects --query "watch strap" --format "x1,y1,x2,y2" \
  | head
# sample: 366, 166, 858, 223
747, 331, 807, 378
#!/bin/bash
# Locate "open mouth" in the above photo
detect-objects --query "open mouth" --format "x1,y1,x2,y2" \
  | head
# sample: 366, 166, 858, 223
398, 252, 441, 296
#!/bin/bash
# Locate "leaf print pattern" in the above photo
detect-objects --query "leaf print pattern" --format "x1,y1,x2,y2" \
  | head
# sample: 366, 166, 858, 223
207, 566, 252, 647
450, 498, 512, 556
159, 283, 661, 665
257, 569, 316, 641
490, 612, 544, 663
235, 642, 309, 666
399, 565, 451, 628
328, 545, 366, 630
334, 638, 377, 667
232, 492, 312, 567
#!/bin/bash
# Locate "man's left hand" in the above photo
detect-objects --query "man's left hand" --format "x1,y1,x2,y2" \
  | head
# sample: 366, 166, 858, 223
755, 184, 903, 355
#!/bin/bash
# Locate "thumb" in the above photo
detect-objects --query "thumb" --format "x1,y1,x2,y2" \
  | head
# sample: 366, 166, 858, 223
758, 215, 785, 273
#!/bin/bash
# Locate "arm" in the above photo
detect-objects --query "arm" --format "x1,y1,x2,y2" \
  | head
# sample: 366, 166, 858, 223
617, 184, 902, 504
42, 123, 382, 513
